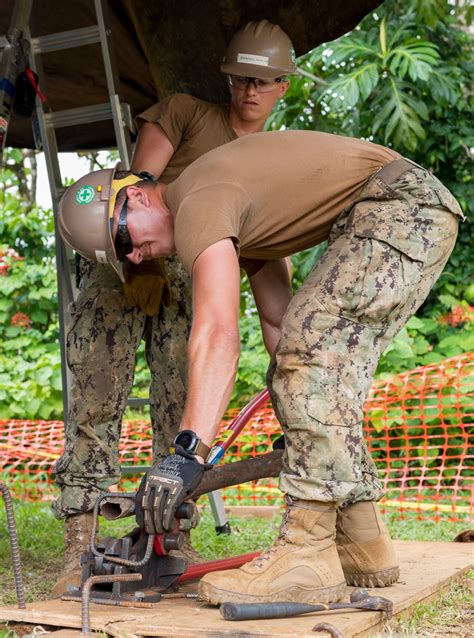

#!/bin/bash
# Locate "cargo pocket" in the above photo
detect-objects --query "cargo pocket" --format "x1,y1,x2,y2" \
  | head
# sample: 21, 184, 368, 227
349, 216, 427, 328
307, 394, 364, 428
302, 394, 366, 487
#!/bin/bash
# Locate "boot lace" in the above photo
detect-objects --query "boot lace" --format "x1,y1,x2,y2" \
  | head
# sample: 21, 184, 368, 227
250, 507, 292, 569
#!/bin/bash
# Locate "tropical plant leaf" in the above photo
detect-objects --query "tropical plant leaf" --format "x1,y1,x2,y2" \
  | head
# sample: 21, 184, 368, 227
325, 38, 379, 66
388, 40, 439, 82
321, 63, 379, 108
372, 79, 427, 150
429, 66, 461, 105
412, 0, 447, 28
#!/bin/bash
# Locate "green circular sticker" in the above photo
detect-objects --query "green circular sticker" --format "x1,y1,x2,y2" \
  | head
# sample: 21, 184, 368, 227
76, 185, 95, 204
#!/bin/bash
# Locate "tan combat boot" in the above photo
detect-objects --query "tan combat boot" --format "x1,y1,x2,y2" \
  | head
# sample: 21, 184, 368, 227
198, 499, 346, 605
336, 501, 399, 587
52, 512, 94, 598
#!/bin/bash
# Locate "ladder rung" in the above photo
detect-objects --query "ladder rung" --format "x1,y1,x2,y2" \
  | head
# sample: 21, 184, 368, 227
44, 101, 135, 132
31, 25, 100, 54
44, 102, 114, 128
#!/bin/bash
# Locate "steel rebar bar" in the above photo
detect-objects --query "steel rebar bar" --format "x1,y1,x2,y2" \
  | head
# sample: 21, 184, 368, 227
81, 572, 142, 635
0, 482, 26, 608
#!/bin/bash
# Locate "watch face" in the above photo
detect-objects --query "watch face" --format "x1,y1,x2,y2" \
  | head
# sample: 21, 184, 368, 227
176, 430, 196, 451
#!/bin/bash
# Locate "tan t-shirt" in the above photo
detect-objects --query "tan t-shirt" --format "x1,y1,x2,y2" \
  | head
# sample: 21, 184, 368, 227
137, 93, 237, 184
164, 130, 401, 275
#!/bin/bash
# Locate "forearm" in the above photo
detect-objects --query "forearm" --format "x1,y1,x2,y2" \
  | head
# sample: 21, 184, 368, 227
260, 318, 283, 355
251, 258, 293, 356
180, 324, 240, 446
131, 122, 174, 177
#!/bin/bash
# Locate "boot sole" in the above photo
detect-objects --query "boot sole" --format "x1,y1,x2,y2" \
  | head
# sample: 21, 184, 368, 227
198, 580, 347, 606
343, 565, 400, 588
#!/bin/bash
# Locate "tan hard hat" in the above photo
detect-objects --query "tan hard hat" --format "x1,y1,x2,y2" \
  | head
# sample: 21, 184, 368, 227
221, 20, 297, 79
58, 169, 144, 282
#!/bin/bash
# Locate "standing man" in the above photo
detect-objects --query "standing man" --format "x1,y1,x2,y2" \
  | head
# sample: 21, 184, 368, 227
58, 129, 463, 604
52, 20, 296, 596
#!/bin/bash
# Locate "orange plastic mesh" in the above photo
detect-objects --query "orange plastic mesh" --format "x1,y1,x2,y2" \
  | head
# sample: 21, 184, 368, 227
1, 353, 473, 522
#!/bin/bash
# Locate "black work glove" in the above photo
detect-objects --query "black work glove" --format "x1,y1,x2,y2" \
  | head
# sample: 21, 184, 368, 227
135, 451, 205, 535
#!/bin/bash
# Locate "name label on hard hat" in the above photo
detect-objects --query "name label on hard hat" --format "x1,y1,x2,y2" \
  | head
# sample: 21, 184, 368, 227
95, 250, 108, 264
237, 53, 269, 67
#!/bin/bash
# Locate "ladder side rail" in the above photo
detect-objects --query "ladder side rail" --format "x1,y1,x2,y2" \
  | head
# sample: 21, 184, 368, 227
95, 0, 133, 169
5, 0, 33, 37
27, 28, 74, 419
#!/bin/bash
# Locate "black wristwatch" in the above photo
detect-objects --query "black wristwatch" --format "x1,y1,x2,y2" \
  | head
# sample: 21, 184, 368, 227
172, 430, 211, 460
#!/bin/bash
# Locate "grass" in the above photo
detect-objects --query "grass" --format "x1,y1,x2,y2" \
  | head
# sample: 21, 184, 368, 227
382, 576, 473, 638
0, 499, 472, 636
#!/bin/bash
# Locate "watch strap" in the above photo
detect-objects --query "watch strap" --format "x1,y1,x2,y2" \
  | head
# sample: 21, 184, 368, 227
194, 438, 211, 460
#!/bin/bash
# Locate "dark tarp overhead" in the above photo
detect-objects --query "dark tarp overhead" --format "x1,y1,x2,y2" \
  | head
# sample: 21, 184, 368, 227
1, 0, 382, 152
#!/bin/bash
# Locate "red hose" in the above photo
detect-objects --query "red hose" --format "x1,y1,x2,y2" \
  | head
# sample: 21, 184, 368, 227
177, 551, 261, 582
219, 388, 270, 454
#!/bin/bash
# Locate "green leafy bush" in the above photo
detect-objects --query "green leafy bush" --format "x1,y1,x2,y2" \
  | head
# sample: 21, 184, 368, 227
0, 149, 62, 419
0, 244, 62, 419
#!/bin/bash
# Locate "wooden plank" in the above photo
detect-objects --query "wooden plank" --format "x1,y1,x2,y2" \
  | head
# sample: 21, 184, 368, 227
0, 541, 472, 638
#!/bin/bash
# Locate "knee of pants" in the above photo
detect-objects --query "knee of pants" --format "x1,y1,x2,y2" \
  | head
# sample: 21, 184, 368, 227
67, 273, 145, 373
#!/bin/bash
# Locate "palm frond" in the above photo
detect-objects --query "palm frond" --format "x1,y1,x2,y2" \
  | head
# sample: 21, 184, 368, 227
321, 63, 379, 109
372, 79, 427, 151
388, 39, 440, 81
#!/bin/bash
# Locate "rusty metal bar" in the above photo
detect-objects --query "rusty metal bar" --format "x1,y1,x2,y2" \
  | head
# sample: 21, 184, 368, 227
90, 492, 154, 567
0, 482, 26, 608
81, 573, 142, 635
194, 449, 283, 498
312, 623, 345, 637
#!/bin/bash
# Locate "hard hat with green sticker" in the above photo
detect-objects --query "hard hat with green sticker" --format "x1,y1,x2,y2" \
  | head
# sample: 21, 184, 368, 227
76, 185, 95, 205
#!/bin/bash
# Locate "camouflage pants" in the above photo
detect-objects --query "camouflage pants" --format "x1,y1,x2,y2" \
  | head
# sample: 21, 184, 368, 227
52, 256, 192, 518
268, 165, 463, 506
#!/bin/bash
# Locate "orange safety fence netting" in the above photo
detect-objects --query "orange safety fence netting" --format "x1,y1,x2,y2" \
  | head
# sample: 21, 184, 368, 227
0, 353, 473, 523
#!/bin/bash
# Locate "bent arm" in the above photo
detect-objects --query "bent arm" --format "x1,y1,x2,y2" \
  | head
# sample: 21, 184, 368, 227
180, 239, 242, 448
131, 121, 174, 177
250, 258, 293, 355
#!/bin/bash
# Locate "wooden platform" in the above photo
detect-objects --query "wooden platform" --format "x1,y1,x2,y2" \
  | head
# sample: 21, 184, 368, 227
1, 541, 472, 638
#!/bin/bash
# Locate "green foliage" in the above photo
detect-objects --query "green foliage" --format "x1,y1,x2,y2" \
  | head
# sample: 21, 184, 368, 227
0, 149, 63, 420
0, 246, 62, 419
232, 311, 269, 406
0, 150, 54, 260
376, 313, 474, 375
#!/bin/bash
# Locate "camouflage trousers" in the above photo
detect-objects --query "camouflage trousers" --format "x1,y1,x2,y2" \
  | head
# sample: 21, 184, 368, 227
52, 256, 192, 518
268, 163, 463, 506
